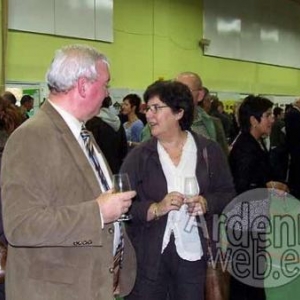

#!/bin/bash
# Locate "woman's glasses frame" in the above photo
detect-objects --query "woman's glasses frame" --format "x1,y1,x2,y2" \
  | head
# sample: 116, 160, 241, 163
145, 104, 169, 114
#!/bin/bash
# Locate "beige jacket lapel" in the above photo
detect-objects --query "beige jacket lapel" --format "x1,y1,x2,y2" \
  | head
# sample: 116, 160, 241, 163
41, 101, 101, 196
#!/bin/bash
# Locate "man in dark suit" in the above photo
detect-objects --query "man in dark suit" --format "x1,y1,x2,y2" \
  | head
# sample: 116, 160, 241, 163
86, 96, 128, 174
285, 99, 300, 199
1, 45, 136, 300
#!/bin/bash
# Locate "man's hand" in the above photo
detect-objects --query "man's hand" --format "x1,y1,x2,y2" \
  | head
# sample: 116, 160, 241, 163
96, 189, 136, 223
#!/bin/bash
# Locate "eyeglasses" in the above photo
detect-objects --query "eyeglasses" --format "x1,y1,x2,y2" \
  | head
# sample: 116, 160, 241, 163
145, 104, 169, 114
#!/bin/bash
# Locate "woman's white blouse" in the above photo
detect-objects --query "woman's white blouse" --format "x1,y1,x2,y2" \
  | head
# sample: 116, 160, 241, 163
158, 131, 203, 261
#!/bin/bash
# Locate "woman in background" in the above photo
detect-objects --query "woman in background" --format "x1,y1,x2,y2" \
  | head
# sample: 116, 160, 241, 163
228, 95, 289, 300
121, 80, 235, 300
229, 95, 288, 194
121, 94, 144, 148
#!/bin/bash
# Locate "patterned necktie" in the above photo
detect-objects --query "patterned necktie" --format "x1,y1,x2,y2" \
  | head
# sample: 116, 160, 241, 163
80, 125, 110, 190
113, 232, 124, 296
80, 125, 124, 295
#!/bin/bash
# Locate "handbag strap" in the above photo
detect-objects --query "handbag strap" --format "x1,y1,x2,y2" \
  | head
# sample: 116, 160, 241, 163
202, 147, 227, 266
202, 147, 214, 263
203, 147, 209, 174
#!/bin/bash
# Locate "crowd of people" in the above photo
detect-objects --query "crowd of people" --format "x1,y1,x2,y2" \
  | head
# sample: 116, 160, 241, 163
0, 43, 299, 300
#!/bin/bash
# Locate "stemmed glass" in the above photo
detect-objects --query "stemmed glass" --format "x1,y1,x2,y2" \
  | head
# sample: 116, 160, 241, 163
184, 176, 199, 198
184, 176, 199, 214
112, 173, 132, 221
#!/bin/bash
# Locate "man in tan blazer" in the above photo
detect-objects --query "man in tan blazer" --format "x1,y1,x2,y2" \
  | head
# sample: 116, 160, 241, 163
1, 45, 136, 300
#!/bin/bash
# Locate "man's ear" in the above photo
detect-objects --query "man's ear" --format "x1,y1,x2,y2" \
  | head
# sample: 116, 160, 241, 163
77, 77, 87, 97
197, 89, 205, 103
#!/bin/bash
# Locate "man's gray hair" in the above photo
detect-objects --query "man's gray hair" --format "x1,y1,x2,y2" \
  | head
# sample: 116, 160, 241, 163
46, 44, 109, 93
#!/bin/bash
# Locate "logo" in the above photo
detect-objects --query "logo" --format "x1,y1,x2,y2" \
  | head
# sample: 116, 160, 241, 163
184, 188, 300, 288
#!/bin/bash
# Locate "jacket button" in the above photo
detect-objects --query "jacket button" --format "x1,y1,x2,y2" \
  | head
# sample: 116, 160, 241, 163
109, 267, 114, 273
108, 227, 114, 234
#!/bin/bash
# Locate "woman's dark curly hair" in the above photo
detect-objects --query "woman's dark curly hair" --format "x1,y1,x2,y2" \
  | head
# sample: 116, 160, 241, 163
143, 80, 194, 131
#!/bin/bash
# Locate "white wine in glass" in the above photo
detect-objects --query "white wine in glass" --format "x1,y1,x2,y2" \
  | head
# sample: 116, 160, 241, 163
184, 176, 199, 214
184, 176, 199, 198
112, 173, 132, 221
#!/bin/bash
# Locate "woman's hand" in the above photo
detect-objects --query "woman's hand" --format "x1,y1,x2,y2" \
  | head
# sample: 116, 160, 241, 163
184, 195, 207, 216
147, 191, 184, 221
267, 181, 289, 194
158, 191, 185, 215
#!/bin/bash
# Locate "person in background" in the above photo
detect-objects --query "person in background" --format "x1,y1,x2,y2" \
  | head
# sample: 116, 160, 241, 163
284, 103, 293, 114
111, 101, 122, 116
210, 96, 232, 142
229, 95, 288, 194
86, 96, 128, 174
228, 101, 242, 145
176, 73, 230, 156
2, 91, 17, 106
0, 97, 10, 154
201, 87, 229, 155
269, 106, 289, 182
122, 93, 144, 148
1, 91, 24, 125
0, 95, 23, 300
20, 94, 34, 120
1, 44, 136, 300
176, 72, 216, 140
118, 98, 147, 125
285, 98, 300, 199
121, 80, 235, 300
228, 95, 289, 300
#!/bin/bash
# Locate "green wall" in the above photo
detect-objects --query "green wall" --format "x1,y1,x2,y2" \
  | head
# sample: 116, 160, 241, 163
6, 0, 300, 95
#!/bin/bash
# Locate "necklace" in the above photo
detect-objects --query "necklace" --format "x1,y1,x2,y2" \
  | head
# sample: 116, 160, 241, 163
163, 146, 183, 160
160, 133, 187, 163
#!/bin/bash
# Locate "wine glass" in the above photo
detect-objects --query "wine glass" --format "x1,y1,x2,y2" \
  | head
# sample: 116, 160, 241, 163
184, 176, 199, 214
112, 173, 132, 221
184, 176, 199, 198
